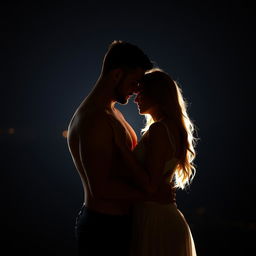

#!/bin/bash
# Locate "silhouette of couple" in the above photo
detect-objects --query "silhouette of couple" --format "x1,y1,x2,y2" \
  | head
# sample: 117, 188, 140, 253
67, 41, 197, 256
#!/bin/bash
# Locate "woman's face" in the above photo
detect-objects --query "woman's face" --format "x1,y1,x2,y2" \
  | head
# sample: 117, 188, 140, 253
134, 88, 157, 115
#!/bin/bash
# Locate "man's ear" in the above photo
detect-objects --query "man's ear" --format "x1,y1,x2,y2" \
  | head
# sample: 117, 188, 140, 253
112, 68, 124, 84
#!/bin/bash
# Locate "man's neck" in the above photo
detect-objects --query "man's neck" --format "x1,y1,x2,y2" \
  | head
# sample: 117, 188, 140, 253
85, 78, 117, 112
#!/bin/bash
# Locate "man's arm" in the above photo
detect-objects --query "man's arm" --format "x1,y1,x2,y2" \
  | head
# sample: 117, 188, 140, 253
78, 113, 147, 202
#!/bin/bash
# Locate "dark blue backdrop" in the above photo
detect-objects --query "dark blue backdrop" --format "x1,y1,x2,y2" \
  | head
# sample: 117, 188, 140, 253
1, 1, 255, 255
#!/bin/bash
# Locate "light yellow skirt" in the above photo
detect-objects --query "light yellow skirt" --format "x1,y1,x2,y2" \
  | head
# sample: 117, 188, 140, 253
130, 202, 197, 256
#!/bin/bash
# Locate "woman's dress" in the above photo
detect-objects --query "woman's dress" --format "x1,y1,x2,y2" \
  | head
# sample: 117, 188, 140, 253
130, 122, 197, 256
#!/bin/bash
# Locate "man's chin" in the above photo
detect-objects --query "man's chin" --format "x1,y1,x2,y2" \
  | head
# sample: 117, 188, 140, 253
118, 100, 129, 105
116, 97, 129, 105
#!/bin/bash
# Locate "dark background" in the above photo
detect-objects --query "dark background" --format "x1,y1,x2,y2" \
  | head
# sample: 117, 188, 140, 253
1, 1, 255, 255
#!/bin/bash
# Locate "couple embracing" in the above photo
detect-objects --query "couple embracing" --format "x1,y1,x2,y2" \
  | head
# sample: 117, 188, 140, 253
67, 40, 197, 256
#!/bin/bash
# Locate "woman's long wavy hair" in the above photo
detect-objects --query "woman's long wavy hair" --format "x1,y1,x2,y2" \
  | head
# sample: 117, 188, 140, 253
141, 68, 198, 189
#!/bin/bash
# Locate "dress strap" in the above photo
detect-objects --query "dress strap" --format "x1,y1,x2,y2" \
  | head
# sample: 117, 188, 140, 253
160, 121, 176, 154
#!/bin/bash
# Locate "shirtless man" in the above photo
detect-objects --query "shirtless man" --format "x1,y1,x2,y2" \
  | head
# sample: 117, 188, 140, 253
67, 41, 173, 256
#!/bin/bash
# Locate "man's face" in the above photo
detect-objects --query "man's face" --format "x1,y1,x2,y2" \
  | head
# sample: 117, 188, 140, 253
115, 68, 145, 105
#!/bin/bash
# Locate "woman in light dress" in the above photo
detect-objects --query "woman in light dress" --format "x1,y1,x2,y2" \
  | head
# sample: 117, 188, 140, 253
114, 68, 198, 256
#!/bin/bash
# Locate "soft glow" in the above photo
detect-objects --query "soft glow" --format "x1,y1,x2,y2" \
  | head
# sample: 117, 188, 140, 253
62, 130, 68, 138
8, 128, 15, 134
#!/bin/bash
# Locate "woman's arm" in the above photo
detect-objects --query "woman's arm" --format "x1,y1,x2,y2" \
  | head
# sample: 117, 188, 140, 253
145, 122, 175, 193
114, 122, 174, 196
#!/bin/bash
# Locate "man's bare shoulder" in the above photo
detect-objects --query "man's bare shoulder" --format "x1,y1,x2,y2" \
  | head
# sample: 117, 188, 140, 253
75, 108, 114, 134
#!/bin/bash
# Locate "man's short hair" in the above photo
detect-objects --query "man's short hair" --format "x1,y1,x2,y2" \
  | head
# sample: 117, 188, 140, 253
102, 40, 153, 74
